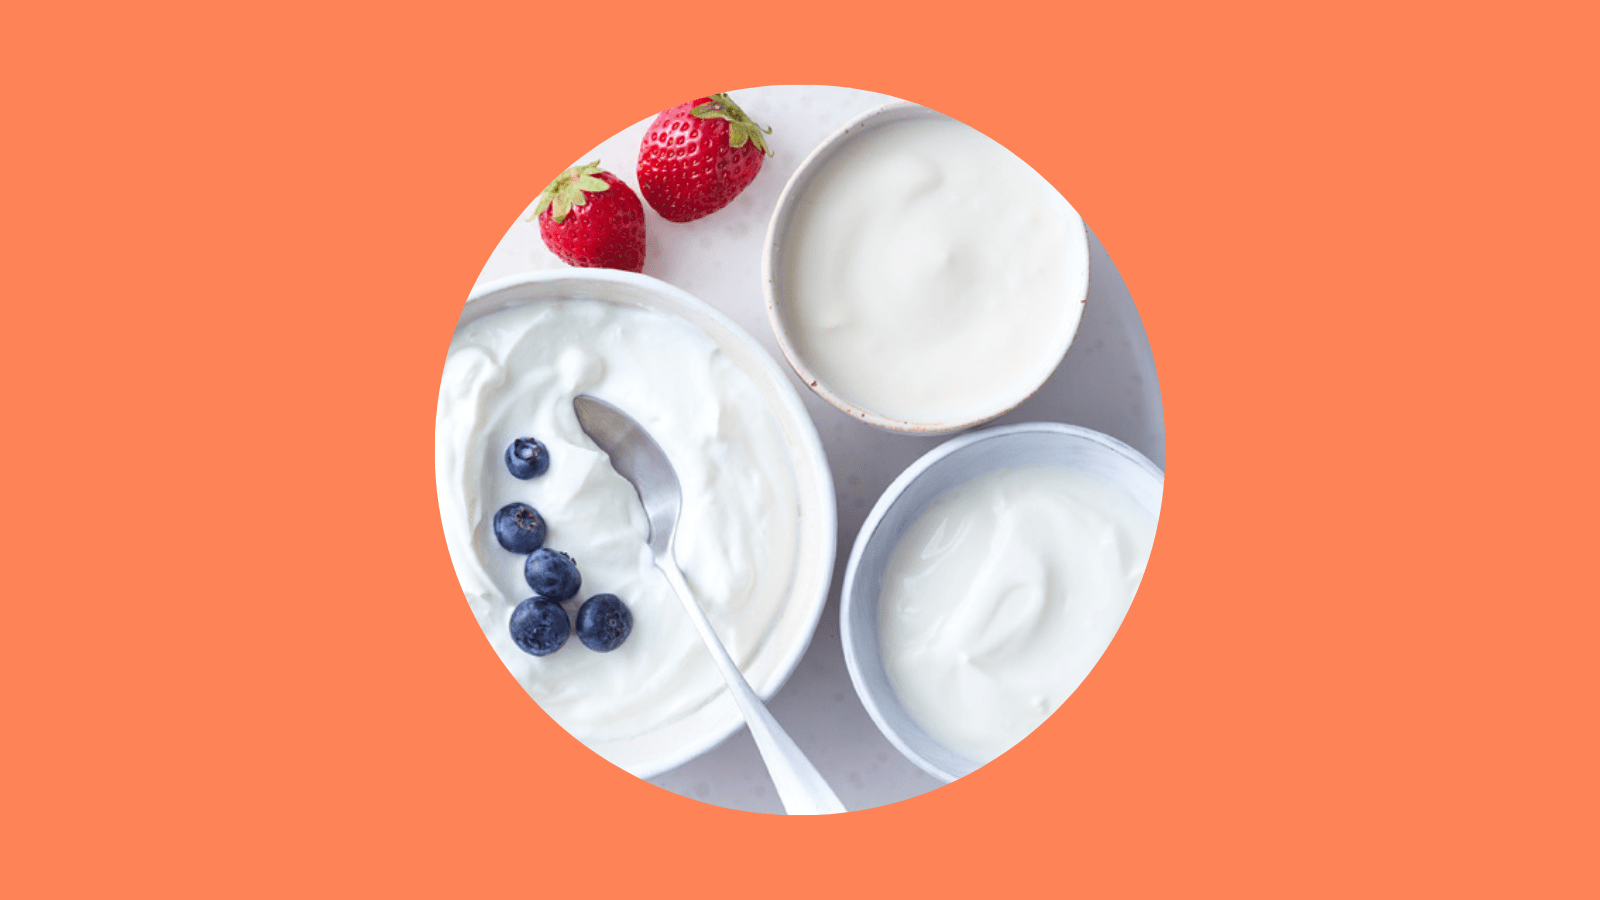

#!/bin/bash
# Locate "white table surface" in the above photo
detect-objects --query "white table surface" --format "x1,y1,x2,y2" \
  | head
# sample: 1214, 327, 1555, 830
470, 85, 1165, 813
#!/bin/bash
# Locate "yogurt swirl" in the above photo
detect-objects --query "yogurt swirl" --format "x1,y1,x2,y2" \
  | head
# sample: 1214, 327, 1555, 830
778, 112, 1089, 426
435, 298, 800, 766
877, 465, 1155, 764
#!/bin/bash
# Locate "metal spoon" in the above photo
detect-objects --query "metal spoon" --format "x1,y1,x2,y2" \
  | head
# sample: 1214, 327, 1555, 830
573, 394, 845, 815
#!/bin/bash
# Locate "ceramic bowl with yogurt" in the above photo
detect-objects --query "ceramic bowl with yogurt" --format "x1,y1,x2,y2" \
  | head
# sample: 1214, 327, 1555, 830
436, 269, 836, 779
764, 102, 1092, 434
839, 422, 1162, 782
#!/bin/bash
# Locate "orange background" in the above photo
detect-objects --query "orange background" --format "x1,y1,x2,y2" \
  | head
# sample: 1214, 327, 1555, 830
3, 0, 1596, 896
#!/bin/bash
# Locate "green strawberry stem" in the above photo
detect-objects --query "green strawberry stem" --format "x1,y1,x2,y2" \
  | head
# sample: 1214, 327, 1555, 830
691, 93, 773, 157
531, 161, 611, 224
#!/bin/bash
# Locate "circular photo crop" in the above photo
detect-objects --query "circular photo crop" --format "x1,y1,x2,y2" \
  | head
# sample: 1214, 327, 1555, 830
435, 85, 1164, 814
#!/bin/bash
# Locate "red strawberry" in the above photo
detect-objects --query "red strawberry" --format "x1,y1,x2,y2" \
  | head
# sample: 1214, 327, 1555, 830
637, 92, 773, 222
530, 161, 646, 272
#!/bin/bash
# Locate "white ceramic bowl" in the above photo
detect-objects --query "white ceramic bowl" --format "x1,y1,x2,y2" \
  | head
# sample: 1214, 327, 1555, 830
762, 101, 1092, 434
839, 422, 1163, 782
451, 269, 837, 778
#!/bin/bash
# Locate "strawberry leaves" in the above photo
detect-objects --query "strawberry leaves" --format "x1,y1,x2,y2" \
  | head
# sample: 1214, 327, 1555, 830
690, 93, 773, 157
532, 161, 613, 224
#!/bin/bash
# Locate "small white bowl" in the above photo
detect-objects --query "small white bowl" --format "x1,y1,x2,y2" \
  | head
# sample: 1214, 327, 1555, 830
453, 269, 837, 779
762, 101, 1091, 434
839, 422, 1163, 782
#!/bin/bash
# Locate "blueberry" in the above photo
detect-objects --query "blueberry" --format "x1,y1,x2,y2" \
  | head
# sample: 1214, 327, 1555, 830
505, 437, 550, 479
493, 502, 547, 554
524, 548, 581, 602
575, 594, 632, 652
508, 598, 569, 656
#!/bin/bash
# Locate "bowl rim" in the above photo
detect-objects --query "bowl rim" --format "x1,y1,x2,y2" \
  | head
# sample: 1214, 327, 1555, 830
761, 100, 1093, 435
454, 268, 838, 779
839, 421, 1163, 782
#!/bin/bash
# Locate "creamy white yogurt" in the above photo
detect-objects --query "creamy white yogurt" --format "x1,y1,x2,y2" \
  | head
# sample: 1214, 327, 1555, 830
877, 465, 1155, 764
779, 112, 1089, 426
435, 298, 799, 762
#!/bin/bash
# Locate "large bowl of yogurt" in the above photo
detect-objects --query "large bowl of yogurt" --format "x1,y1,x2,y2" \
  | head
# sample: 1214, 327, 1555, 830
435, 269, 836, 779
840, 422, 1162, 782
763, 102, 1092, 434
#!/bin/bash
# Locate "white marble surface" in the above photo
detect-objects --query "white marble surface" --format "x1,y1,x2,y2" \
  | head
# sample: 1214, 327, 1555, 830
470, 85, 1164, 813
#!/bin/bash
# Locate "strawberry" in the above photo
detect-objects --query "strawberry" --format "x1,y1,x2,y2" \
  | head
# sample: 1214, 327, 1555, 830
637, 92, 773, 222
530, 161, 646, 272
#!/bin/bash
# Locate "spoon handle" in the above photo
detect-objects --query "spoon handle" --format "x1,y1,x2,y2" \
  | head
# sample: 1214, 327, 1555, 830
657, 559, 846, 815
